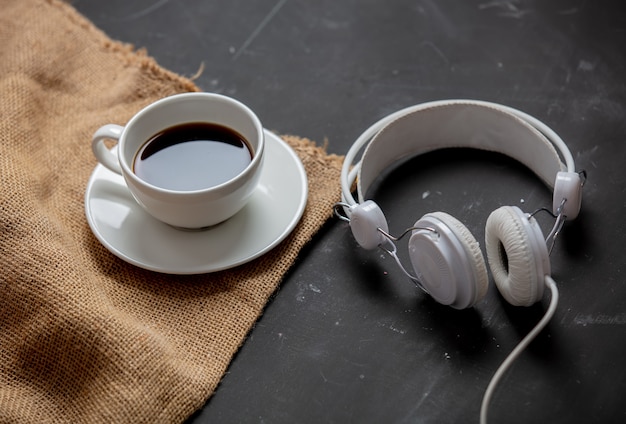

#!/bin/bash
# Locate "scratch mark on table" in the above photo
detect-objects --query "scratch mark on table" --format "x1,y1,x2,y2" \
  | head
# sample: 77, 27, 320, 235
377, 320, 407, 335
319, 369, 346, 386
421, 41, 450, 66
233, 0, 288, 61
121, 0, 171, 21
478, 0, 531, 19
578, 60, 596, 72
408, 378, 437, 415
573, 313, 626, 326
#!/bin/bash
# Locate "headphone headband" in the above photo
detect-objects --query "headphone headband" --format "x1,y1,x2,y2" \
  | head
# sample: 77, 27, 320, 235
341, 100, 581, 219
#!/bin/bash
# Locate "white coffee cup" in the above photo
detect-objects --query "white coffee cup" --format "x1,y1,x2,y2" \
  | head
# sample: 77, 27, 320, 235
92, 92, 265, 229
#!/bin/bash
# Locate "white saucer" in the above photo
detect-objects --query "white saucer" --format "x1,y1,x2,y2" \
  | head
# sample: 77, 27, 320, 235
84, 130, 308, 274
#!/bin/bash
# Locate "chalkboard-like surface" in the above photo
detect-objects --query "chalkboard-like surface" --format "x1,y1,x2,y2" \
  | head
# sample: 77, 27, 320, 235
74, 1, 626, 423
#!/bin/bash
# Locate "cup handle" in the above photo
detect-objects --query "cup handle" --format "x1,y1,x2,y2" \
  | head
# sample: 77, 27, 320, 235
92, 124, 124, 174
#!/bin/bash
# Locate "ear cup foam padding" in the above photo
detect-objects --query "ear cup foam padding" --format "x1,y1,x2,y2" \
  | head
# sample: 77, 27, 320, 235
428, 212, 489, 304
485, 206, 549, 306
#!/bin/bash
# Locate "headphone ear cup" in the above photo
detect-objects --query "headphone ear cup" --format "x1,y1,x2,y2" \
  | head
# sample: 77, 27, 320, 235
410, 212, 488, 308
485, 206, 550, 306
429, 212, 489, 303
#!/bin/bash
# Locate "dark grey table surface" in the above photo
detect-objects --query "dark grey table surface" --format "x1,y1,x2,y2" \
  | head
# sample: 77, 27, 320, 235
73, 1, 626, 423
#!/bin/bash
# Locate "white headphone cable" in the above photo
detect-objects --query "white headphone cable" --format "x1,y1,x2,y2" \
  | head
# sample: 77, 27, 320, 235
479, 276, 559, 424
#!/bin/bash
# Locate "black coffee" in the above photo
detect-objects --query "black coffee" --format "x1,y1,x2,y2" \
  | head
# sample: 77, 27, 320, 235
133, 122, 253, 191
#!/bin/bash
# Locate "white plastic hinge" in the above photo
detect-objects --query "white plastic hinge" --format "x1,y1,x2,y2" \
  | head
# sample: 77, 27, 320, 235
349, 200, 389, 250
553, 171, 584, 220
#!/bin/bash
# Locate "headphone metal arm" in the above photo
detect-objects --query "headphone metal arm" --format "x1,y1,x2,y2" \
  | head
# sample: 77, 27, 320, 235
376, 226, 439, 242
376, 226, 439, 293
545, 199, 567, 255
378, 238, 429, 294
530, 198, 567, 255
334, 201, 435, 293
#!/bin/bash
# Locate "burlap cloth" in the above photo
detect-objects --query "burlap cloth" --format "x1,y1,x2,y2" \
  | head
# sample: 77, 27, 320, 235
0, 0, 343, 422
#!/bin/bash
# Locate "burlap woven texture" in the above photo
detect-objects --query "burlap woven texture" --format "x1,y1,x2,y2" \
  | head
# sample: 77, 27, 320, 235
0, 0, 344, 422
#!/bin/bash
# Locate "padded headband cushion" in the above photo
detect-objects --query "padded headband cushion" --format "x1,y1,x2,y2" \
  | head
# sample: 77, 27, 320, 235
357, 101, 566, 203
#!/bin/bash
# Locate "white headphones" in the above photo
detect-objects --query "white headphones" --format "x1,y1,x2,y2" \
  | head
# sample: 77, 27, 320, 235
338, 100, 584, 309
337, 100, 585, 423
